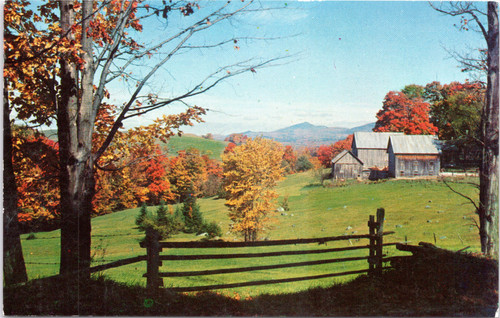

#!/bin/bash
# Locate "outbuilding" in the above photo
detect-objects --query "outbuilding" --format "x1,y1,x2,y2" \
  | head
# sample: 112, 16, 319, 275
387, 135, 441, 178
352, 132, 403, 178
331, 150, 363, 180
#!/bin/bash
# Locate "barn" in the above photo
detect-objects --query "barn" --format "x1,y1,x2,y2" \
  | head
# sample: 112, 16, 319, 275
352, 132, 403, 178
331, 150, 363, 180
387, 135, 441, 178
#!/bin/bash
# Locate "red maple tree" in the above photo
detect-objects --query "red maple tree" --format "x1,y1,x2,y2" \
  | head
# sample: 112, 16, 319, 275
374, 91, 438, 135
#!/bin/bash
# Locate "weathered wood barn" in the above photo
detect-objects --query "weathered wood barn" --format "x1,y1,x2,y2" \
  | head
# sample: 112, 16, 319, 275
331, 150, 363, 180
351, 132, 403, 178
387, 135, 441, 178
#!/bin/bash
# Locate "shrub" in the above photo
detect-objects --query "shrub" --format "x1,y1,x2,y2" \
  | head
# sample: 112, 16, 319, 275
136, 202, 183, 241
295, 155, 313, 172
280, 195, 290, 212
197, 221, 222, 239
26, 233, 36, 240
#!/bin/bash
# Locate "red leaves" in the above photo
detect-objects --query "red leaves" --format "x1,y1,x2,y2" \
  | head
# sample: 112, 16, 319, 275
374, 91, 438, 135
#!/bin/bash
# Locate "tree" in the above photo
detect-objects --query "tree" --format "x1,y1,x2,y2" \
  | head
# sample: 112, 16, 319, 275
316, 134, 354, 168
295, 155, 314, 172
225, 134, 249, 145
3, 0, 62, 284
282, 145, 298, 174
332, 134, 353, 155
425, 81, 485, 167
431, 2, 498, 256
222, 138, 284, 241
5, 0, 289, 284
13, 129, 60, 232
317, 145, 335, 168
401, 84, 425, 100
374, 91, 438, 135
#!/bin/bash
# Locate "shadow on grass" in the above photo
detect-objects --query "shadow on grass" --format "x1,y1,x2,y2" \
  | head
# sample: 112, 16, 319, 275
4, 251, 498, 316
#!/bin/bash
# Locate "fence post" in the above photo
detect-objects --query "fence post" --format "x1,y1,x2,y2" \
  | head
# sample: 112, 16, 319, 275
146, 227, 161, 294
375, 208, 385, 276
368, 214, 376, 276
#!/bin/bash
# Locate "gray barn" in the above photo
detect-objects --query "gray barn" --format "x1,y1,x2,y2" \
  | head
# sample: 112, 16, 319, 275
331, 150, 363, 179
352, 132, 403, 178
387, 135, 441, 178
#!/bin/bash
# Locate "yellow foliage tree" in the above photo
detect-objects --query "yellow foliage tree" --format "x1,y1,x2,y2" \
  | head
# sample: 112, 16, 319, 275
222, 138, 284, 241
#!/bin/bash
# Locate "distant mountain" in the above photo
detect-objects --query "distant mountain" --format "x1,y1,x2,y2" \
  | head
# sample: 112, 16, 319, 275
228, 122, 375, 147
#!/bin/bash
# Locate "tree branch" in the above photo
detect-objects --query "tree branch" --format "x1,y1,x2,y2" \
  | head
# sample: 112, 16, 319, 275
440, 177, 479, 211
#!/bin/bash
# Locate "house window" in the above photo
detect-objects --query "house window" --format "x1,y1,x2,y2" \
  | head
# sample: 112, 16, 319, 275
400, 161, 405, 176
429, 161, 434, 175
413, 161, 419, 176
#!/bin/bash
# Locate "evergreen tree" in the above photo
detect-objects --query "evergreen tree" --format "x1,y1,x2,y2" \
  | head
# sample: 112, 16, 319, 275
135, 203, 149, 228
181, 194, 204, 233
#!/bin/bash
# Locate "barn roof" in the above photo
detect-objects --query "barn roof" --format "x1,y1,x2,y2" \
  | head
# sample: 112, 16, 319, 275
388, 135, 440, 154
331, 150, 363, 165
353, 132, 404, 149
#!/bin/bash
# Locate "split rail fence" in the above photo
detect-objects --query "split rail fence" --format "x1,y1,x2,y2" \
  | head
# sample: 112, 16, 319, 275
140, 208, 396, 293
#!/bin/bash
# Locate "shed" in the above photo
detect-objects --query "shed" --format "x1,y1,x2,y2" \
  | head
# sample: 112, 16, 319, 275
352, 132, 404, 177
387, 135, 441, 178
331, 150, 363, 180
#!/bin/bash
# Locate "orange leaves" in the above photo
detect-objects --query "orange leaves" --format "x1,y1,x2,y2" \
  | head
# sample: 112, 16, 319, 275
374, 91, 438, 135
12, 128, 60, 230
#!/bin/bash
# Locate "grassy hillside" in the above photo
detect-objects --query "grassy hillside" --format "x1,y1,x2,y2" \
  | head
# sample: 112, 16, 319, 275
20, 172, 480, 297
162, 134, 228, 160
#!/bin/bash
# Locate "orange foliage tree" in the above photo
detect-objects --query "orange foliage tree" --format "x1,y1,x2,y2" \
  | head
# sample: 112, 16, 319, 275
282, 145, 298, 174
374, 91, 438, 135
315, 134, 353, 168
12, 129, 60, 231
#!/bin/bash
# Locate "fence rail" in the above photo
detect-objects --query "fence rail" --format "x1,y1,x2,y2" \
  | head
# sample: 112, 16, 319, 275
141, 208, 393, 293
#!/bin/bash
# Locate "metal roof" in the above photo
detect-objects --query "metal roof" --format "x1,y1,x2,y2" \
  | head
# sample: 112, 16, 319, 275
331, 150, 363, 165
353, 132, 404, 149
388, 135, 440, 154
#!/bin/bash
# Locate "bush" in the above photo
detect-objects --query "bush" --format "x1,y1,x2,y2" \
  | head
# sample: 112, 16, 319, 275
295, 155, 313, 172
26, 233, 37, 240
280, 195, 290, 212
197, 221, 222, 239
136, 202, 183, 241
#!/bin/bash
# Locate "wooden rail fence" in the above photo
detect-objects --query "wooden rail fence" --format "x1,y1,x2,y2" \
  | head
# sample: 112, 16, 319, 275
140, 208, 395, 293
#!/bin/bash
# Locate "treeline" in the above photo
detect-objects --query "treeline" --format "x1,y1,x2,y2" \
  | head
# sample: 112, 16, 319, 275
14, 126, 351, 233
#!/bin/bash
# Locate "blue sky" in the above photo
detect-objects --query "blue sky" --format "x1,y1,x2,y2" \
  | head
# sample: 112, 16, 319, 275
109, 1, 487, 136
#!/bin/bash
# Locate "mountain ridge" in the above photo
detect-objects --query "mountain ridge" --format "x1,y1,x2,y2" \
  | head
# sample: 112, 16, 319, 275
224, 121, 375, 146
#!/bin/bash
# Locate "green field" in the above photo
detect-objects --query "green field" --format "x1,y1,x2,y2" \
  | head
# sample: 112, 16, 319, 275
21, 172, 480, 298
163, 134, 228, 160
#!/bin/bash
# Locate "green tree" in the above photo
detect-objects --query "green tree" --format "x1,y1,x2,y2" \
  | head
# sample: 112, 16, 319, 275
296, 155, 314, 172
135, 203, 149, 227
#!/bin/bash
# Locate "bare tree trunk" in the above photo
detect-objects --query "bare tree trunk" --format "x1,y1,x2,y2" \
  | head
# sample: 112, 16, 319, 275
57, 0, 95, 281
479, 2, 499, 256
3, 85, 28, 285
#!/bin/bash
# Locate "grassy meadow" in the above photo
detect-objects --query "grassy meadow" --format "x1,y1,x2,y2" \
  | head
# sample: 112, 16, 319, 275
20, 170, 481, 298
163, 134, 228, 160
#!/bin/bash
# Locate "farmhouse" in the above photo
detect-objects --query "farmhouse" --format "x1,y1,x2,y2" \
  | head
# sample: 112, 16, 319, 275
351, 132, 403, 178
331, 150, 363, 180
387, 134, 441, 178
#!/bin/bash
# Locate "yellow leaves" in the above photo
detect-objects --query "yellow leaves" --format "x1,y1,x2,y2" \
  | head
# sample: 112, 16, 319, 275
222, 138, 285, 240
